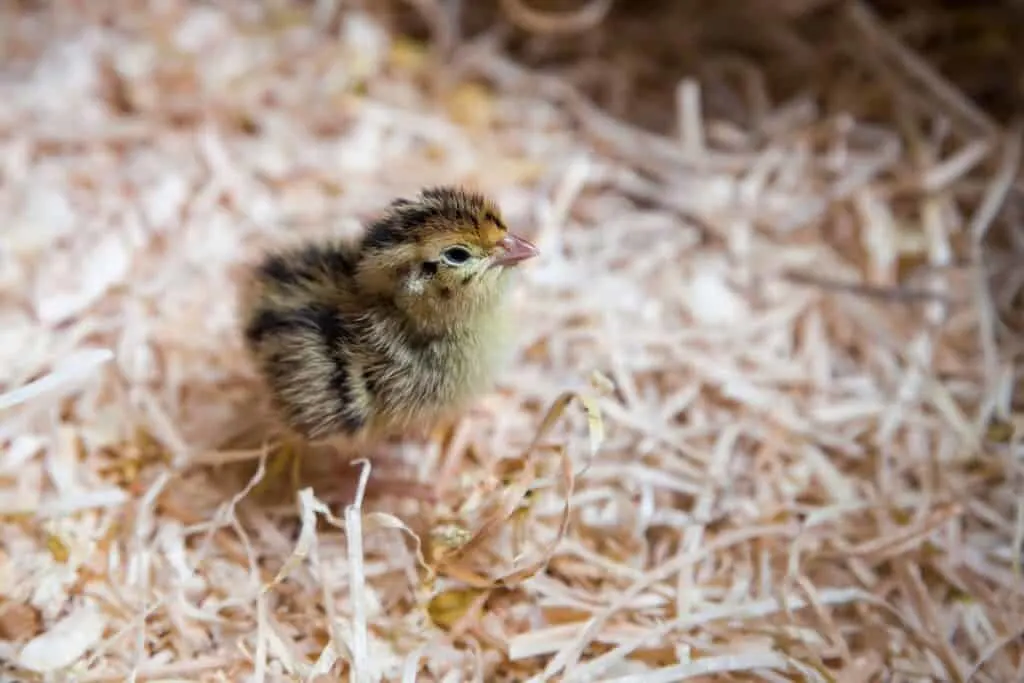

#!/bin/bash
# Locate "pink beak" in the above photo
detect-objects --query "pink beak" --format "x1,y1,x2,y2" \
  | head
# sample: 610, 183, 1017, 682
491, 233, 539, 268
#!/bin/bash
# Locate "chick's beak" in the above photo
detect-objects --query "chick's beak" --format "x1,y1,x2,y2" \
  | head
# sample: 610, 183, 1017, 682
491, 233, 539, 268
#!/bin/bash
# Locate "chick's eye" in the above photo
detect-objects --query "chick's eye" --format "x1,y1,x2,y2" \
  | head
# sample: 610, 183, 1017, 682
441, 246, 472, 266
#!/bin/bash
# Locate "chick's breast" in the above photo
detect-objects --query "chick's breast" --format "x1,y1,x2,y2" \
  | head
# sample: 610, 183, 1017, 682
355, 301, 513, 435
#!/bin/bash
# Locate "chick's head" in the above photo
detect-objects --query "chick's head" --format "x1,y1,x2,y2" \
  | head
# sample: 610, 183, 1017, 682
355, 186, 538, 332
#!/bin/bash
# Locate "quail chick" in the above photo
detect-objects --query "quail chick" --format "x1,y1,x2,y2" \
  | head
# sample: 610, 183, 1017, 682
239, 186, 539, 446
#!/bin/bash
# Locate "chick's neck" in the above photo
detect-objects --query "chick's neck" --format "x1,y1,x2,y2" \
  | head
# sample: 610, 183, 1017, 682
393, 279, 506, 342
